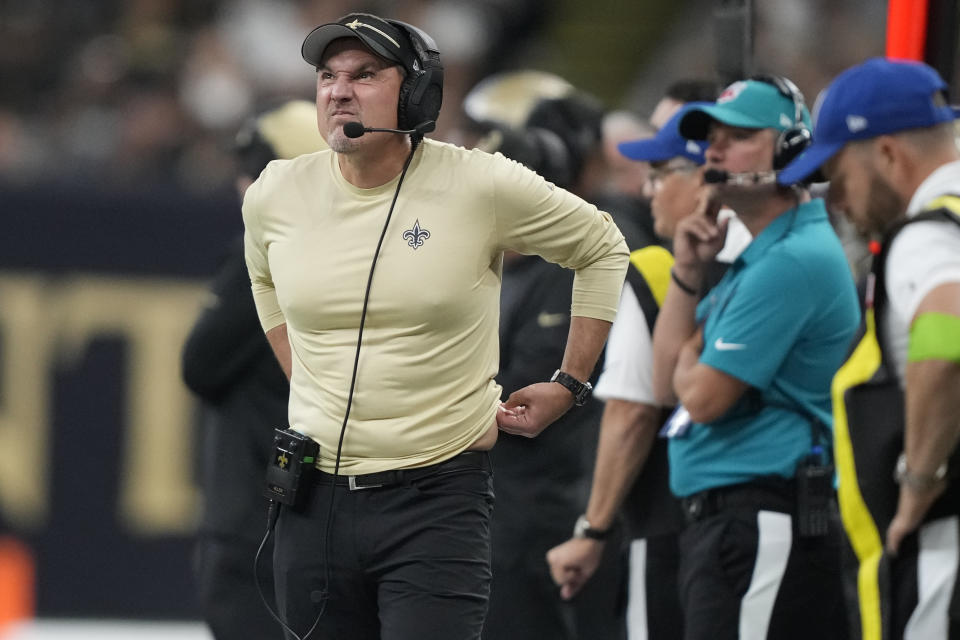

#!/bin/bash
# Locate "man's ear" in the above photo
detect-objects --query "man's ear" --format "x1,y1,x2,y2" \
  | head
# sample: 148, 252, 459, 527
874, 134, 911, 185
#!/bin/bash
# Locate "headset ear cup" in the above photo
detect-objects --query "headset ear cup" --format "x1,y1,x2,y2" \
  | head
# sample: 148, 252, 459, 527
397, 76, 415, 130
399, 71, 443, 131
774, 126, 812, 170
389, 22, 444, 132
749, 74, 811, 173
417, 53, 443, 123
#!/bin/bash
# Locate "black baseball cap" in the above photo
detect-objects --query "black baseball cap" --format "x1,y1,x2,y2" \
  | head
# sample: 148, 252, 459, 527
302, 13, 414, 70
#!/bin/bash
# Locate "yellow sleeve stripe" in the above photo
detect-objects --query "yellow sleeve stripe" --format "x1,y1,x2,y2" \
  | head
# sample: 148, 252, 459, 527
628, 246, 674, 306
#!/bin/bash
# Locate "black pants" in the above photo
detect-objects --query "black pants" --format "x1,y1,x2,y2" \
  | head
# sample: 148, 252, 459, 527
628, 532, 683, 640
274, 454, 494, 640
195, 534, 284, 640
677, 486, 848, 640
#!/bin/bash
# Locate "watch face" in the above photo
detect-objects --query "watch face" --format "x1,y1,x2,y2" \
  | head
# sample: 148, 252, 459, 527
575, 385, 589, 403
573, 514, 608, 540
573, 515, 589, 538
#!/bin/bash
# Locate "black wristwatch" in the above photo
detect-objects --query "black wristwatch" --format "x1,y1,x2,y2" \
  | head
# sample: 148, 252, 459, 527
550, 369, 593, 406
573, 514, 610, 541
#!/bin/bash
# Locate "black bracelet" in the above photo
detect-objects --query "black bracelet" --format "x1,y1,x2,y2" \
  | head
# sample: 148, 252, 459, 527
671, 269, 698, 296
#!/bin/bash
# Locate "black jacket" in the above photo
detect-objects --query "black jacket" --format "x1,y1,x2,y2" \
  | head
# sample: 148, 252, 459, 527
182, 237, 289, 538
491, 255, 604, 556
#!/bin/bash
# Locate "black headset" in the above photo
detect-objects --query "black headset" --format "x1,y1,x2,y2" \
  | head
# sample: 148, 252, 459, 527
387, 19, 444, 133
750, 74, 812, 170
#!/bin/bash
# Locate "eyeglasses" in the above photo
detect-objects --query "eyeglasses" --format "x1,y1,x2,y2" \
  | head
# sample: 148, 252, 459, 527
647, 162, 698, 186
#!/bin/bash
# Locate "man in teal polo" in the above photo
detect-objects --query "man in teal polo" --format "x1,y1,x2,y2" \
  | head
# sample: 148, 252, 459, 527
651, 77, 860, 639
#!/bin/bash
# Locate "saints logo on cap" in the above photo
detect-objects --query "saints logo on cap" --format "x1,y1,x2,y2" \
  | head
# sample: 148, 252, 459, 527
343, 17, 401, 48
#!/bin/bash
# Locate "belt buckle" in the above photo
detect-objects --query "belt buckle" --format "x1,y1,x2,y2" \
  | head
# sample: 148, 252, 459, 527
348, 475, 383, 491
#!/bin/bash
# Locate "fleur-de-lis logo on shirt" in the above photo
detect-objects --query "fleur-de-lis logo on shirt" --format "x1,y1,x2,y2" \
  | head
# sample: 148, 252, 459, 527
402, 219, 431, 250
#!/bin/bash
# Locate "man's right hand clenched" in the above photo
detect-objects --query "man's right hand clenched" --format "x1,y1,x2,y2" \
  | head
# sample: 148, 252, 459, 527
545, 537, 605, 600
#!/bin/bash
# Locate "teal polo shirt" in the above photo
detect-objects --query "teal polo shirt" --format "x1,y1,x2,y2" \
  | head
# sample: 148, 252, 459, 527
669, 199, 859, 497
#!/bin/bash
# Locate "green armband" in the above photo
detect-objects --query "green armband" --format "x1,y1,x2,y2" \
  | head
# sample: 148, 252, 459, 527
908, 312, 960, 363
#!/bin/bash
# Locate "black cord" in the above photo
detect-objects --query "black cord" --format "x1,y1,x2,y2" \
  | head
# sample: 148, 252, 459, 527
254, 501, 320, 640
253, 141, 420, 640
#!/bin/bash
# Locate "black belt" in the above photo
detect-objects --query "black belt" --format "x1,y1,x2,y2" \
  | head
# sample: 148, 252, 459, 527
316, 450, 491, 491
680, 478, 796, 524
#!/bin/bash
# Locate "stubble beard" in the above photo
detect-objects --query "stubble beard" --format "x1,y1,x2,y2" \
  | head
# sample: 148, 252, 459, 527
327, 129, 361, 154
865, 173, 905, 235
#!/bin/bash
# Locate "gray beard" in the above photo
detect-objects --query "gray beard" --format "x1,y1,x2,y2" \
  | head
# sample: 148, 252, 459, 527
328, 131, 361, 154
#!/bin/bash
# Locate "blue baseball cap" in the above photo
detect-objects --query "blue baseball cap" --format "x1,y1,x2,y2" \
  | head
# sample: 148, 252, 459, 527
618, 103, 709, 165
679, 79, 812, 141
778, 58, 960, 185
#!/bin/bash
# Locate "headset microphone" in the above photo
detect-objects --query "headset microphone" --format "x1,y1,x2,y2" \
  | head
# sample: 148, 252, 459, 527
703, 168, 778, 186
343, 120, 437, 139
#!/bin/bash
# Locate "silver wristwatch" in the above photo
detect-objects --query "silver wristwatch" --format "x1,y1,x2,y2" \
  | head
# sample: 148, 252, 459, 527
894, 452, 947, 492
573, 514, 609, 541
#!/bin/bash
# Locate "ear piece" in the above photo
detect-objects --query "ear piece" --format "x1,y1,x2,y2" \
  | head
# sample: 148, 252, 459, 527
774, 125, 812, 169
388, 19, 444, 133
750, 74, 812, 170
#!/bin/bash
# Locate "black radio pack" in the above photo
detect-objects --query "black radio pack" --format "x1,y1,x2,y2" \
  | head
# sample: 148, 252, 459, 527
795, 449, 834, 538
263, 428, 320, 509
